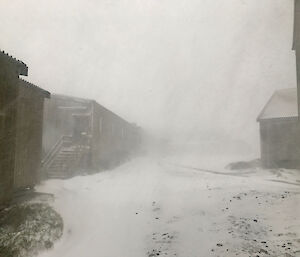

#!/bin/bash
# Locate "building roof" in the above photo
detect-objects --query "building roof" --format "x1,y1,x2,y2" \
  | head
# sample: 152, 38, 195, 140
0, 50, 28, 76
52, 94, 93, 104
52, 94, 132, 125
257, 88, 298, 121
19, 79, 50, 98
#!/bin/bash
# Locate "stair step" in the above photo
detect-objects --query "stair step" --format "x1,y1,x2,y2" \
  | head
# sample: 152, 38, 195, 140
47, 174, 69, 179
48, 165, 67, 169
48, 167, 67, 171
49, 162, 69, 166
43, 143, 89, 179
56, 155, 78, 159
55, 156, 78, 160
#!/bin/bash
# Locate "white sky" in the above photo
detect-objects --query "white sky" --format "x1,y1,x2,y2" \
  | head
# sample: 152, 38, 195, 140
0, 0, 296, 155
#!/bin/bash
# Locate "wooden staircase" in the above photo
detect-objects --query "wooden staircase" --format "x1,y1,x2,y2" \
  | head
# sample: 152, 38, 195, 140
42, 135, 90, 179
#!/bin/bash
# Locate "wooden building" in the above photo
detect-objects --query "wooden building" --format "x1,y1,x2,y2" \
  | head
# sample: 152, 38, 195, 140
14, 79, 50, 189
257, 88, 300, 168
0, 51, 49, 207
293, 0, 300, 113
256, 2, 300, 169
42, 94, 141, 178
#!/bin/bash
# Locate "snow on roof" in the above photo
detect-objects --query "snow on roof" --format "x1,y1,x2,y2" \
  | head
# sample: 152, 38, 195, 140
257, 88, 298, 121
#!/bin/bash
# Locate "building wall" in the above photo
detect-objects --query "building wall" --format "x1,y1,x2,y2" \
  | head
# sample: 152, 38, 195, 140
296, 50, 300, 114
91, 101, 140, 170
43, 95, 141, 173
42, 96, 92, 156
294, 0, 300, 113
260, 118, 300, 168
0, 56, 19, 206
91, 102, 124, 169
293, 0, 300, 50
13, 82, 46, 189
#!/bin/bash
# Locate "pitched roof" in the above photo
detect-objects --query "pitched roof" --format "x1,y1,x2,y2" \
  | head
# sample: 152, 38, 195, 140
257, 88, 298, 121
19, 79, 50, 98
0, 50, 28, 76
52, 94, 93, 104
52, 94, 132, 125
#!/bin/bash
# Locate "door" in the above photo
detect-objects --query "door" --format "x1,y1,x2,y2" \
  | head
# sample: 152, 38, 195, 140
72, 114, 90, 144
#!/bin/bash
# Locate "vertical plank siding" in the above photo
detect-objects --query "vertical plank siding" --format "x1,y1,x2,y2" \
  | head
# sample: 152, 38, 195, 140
13, 83, 46, 189
42, 95, 141, 176
260, 118, 300, 168
0, 56, 19, 207
0, 52, 48, 207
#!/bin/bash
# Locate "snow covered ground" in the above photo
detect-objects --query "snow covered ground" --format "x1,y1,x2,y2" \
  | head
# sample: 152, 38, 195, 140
36, 155, 300, 257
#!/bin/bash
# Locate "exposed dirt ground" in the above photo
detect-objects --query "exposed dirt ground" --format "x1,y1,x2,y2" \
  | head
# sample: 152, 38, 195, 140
0, 201, 63, 257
